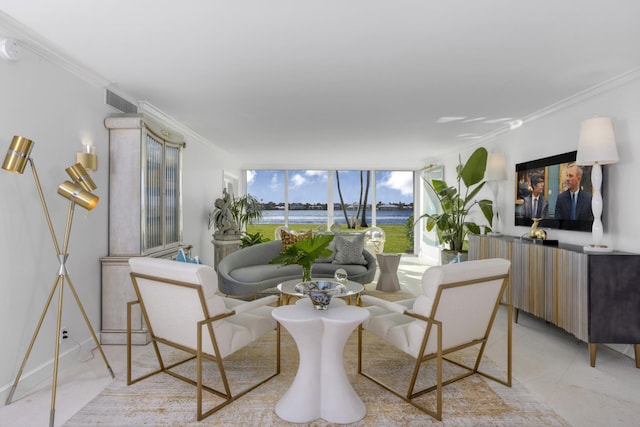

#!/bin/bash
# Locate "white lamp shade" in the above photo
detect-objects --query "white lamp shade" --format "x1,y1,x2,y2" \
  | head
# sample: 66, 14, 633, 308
576, 117, 619, 165
485, 152, 507, 181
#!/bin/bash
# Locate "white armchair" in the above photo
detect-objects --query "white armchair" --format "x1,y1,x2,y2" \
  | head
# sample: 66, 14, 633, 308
358, 258, 512, 420
127, 257, 279, 421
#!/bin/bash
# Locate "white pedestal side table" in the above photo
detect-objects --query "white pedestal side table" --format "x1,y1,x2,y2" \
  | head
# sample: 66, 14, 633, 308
272, 300, 369, 424
375, 253, 402, 291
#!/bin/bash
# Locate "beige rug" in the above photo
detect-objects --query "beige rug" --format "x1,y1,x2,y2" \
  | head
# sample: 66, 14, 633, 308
66, 315, 569, 427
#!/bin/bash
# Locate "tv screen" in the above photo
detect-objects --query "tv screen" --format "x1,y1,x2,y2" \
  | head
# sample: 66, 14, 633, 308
515, 151, 597, 232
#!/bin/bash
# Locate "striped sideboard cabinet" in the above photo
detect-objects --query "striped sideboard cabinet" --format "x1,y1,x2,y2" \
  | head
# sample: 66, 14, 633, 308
469, 234, 640, 368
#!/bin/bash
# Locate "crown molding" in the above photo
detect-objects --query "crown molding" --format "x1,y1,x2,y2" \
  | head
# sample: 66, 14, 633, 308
475, 67, 640, 145
138, 101, 228, 152
430, 66, 640, 164
0, 11, 110, 88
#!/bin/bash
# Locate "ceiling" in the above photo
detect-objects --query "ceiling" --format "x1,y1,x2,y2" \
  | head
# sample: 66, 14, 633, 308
2, 1, 640, 170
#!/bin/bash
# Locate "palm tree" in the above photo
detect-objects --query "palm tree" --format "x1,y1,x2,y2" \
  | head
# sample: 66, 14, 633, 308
336, 170, 371, 229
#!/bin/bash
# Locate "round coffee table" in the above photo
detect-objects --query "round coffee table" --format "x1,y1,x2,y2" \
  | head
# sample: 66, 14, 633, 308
277, 278, 364, 305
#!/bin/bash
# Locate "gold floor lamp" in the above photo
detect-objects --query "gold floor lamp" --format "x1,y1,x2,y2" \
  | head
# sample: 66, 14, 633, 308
2, 135, 115, 427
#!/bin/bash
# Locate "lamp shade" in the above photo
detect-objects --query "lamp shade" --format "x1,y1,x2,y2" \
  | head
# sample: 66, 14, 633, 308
576, 117, 619, 165
2, 135, 34, 174
58, 180, 99, 210
66, 162, 97, 192
485, 152, 507, 181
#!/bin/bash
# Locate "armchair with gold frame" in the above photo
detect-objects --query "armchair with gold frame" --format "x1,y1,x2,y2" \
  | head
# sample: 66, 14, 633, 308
127, 257, 280, 421
358, 258, 512, 420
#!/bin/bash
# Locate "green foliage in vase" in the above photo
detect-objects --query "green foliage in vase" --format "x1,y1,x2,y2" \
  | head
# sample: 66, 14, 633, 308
269, 234, 335, 282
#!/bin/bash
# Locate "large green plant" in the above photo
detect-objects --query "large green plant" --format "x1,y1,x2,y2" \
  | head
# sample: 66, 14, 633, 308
418, 147, 493, 252
269, 234, 335, 282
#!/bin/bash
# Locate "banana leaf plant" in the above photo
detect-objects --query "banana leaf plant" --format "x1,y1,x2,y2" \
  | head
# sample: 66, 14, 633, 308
417, 147, 493, 252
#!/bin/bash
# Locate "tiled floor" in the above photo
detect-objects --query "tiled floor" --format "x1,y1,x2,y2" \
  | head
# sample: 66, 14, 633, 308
1, 255, 639, 426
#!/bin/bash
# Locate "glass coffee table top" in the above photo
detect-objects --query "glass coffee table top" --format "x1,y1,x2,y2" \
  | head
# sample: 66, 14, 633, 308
278, 279, 364, 305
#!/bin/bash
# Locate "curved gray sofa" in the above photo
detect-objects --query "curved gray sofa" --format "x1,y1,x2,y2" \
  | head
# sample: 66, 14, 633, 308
217, 240, 376, 297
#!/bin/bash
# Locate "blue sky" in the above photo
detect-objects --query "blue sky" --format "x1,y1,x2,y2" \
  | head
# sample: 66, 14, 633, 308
247, 170, 414, 204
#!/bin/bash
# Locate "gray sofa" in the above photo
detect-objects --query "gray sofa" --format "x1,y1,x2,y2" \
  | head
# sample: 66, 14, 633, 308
217, 240, 376, 297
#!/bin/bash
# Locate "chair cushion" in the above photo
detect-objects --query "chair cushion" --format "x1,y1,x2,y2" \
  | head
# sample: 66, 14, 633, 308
421, 258, 509, 299
129, 257, 219, 300
311, 262, 367, 277
332, 233, 367, 265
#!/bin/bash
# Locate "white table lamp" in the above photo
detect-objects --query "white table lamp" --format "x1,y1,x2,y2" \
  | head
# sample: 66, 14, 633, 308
576, 117, 619, 252
485, 152, 507, 235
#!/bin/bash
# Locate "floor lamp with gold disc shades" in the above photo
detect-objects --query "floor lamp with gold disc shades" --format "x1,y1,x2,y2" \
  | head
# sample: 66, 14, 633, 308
2, 135, 115, 427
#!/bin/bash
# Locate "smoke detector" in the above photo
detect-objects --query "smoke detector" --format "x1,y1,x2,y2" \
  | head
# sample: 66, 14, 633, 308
0, 38, 22, 61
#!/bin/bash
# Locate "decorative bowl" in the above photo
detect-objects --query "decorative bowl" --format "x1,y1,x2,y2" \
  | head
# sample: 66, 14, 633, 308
295, 280, 345, 310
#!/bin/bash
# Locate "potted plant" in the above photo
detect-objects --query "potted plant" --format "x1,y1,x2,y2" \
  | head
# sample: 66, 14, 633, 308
208, 189, 264, 244
417, 147, 493, 263
269, 234, 335, 283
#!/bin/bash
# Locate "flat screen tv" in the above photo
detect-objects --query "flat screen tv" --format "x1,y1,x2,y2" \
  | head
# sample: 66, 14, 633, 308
515, 151, 597, 232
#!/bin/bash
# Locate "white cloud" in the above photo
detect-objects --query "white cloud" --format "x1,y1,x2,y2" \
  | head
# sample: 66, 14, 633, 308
305, 170, 327, 182
246, 170, 256, 184
269, 173, 279, 190
380, 171, 413, 196
290, 173, 307, 189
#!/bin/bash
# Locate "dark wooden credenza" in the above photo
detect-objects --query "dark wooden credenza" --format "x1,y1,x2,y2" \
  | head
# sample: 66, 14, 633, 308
469, 234, 640, 368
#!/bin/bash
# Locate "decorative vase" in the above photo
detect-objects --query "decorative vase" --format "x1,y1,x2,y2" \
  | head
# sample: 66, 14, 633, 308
295, 280, 345, 310
529, 218, 547, 240
302, 265, 312, 283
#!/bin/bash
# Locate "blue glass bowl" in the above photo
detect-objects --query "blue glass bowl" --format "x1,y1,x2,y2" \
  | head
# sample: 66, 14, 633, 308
295, 280, 345, 310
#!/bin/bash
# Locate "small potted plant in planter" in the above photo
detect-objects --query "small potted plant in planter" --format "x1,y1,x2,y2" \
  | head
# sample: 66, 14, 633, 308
417, 147, 493, 263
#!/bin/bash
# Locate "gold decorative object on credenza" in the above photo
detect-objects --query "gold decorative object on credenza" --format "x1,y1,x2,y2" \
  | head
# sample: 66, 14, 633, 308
2, 136, 114, 427
528, 218, 547, 240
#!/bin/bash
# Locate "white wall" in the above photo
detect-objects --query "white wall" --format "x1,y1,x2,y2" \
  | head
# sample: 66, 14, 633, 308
0, 46, 239, 399
485, 75, 640, 251
432, 75, 640, 251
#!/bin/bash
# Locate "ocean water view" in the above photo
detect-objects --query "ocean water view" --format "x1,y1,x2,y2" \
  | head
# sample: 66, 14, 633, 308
257, 209, 412, 225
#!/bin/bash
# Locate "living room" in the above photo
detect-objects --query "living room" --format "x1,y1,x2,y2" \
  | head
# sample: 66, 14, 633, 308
1, 2, 640, 426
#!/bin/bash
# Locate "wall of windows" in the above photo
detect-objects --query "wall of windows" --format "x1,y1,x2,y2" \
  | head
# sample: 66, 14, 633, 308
246, 169, 415, 253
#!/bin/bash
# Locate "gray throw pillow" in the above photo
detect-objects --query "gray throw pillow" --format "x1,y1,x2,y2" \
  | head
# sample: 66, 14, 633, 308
332, 233, 367, 265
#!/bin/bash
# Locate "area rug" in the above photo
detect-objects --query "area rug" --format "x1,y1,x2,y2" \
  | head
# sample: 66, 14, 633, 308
66, 324, 569, 426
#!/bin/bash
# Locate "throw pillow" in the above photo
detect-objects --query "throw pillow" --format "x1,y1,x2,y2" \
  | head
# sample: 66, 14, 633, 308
332, 233, 367, 265
280, 229, 312, 252
176, 248, 202, 264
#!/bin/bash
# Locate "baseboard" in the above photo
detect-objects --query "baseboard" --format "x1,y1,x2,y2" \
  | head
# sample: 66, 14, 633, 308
0, 337, 95, 404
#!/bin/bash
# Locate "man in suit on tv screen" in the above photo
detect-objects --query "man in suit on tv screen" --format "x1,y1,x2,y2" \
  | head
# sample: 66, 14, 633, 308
522, 174, 548, 219
554, 163, 594, 221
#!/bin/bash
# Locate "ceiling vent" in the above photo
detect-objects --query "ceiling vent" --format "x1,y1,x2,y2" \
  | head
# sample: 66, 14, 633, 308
105, 89, 137, 114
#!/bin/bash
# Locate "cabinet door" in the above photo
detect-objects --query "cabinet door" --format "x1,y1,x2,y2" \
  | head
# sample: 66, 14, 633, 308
143, 131, 183, 253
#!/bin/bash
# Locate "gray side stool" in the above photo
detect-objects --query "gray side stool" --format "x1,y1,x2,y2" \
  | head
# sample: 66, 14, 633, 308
375, 253, 401, 292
